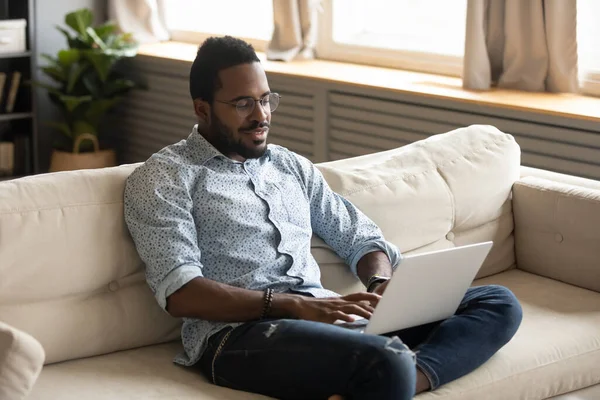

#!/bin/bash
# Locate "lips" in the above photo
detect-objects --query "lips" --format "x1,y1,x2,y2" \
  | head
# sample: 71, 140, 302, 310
243, 128, 268, 140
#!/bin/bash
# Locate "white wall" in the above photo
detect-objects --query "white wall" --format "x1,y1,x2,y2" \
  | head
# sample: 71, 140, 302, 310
34, 0, 106, 171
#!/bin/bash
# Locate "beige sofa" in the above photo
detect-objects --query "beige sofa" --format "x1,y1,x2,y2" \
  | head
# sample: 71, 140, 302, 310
1, 125, 599, 400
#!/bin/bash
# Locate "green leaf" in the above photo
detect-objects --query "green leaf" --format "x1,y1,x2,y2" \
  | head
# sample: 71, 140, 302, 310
44, 121, 72, 138
30, 80, 64, 97
67, 63, 89, 93
41, 65, 67, 83
103, 47, 138, 58
94, 22, 117, 40
68, 37, 90, 49
40, 53, 59, 66
72, 120, 97, 136
86, 27, 108, 51
85, 98, 122, 123
65, 8, 93, 37
103, 78, 136, 97
83, 51, 115, 82
55, 26, 73, 43
57, 49, 80, 67
58, 94, 92, 113
81, 73, 102, 97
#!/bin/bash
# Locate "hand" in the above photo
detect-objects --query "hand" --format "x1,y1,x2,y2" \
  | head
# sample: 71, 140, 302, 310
286, 292, 381, 324
372, 280, 390, 296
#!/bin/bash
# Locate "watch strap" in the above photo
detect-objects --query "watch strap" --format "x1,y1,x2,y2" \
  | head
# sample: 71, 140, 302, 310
366, 275, 390, 292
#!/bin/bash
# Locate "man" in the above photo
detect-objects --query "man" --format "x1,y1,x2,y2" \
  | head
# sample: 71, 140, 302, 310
124, 36, 522, 400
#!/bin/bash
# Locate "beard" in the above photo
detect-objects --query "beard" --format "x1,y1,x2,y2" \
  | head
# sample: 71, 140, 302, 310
209, 110, 268, 160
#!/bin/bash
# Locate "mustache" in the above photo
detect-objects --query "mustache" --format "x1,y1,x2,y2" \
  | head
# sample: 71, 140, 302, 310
240, 121, 270, 132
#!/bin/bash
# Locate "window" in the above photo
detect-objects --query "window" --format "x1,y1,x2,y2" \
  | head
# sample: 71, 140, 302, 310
318, 0, 468, 77
577, 0, 600, 96
164, 0, 273, 51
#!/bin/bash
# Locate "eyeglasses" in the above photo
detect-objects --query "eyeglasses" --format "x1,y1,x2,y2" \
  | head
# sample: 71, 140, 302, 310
216, 93, 281, 118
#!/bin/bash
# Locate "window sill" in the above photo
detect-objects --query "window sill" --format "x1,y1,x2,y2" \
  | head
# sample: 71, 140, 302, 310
139, 41, 600, 123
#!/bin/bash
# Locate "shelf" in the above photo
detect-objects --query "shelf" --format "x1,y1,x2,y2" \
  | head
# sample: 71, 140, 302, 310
0, 112, 33, 122
0, 51, 31, 59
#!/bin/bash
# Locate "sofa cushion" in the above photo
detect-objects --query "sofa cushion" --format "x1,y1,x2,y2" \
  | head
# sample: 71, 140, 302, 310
418, 270, 600, 400
0, 321, 45, 400
315, 124, 520, 295
28, 270, 600, 400
0, 167, 181, 364
28, 342, 270, 400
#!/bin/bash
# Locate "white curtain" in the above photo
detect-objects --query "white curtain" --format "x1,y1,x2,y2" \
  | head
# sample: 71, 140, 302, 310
463, 0, 578, 93
108, 0, 169, 44
267, 0, 320, 61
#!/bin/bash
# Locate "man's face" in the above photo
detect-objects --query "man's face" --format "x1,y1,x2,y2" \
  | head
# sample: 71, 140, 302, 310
204, 62, 272, 161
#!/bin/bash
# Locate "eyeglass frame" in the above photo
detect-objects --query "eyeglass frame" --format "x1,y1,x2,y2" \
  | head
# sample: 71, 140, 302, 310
214, 92, 281, 118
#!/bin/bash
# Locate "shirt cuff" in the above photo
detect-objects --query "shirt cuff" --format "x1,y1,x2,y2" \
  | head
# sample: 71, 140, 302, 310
349, 240, 403, 278
154, 265, 204, 312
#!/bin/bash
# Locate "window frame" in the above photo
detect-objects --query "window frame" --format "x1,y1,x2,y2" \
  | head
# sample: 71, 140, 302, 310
169, 29, 269, 52
580, 72, 600, 97
315, 0, 464, 77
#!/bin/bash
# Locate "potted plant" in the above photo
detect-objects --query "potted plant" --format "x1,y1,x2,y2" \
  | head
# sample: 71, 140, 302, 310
36, 8, 139, 172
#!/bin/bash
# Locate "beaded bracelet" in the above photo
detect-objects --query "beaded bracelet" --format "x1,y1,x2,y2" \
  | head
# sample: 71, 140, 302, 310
260, 288, 274, 319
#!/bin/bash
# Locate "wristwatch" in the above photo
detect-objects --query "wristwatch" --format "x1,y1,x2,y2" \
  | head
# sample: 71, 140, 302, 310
366, 275, 391, 293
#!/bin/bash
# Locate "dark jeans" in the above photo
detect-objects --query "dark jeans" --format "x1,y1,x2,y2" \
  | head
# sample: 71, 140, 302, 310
197, 285, 523, 400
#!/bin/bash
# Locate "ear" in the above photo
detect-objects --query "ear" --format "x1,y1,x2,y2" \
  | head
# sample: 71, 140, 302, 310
193, 99, 211, 124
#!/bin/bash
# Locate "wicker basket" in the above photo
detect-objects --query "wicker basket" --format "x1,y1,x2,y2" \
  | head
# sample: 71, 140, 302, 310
49, 133, 116, 172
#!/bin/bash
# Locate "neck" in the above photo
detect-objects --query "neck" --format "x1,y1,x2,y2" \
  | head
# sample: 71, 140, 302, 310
198, 128, 246, 162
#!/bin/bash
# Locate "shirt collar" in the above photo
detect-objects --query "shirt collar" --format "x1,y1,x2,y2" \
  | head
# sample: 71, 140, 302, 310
187, 125, 272, 165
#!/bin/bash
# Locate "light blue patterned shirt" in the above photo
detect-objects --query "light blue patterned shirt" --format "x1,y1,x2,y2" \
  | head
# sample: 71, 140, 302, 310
124, 125, 402, 366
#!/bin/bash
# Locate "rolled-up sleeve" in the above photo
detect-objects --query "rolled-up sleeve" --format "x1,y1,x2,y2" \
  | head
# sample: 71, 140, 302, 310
291, 153, 402, 277
124, 158, 203, 311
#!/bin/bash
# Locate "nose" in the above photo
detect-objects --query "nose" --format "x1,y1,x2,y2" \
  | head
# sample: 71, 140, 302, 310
250, 99, 269, 122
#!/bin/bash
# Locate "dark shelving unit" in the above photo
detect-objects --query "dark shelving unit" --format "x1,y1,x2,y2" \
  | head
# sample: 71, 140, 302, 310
0, 0, 37, 181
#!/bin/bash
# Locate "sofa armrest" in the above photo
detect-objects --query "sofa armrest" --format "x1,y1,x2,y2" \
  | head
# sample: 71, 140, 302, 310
513, 176, 600, 292
0, 321, 45, 400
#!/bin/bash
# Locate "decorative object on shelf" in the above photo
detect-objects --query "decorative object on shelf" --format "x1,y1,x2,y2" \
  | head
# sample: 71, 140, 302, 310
5, 70, 19, 112
0, 140, 13, 175
49, 133, 115, 172
35, 8, 140, 172
0, 19, 26, 54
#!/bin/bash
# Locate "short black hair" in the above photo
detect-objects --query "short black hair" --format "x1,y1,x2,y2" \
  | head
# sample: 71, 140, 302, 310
189, 36, 260, 103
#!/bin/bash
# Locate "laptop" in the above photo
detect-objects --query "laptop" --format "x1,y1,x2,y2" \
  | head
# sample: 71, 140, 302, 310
336, 241, 494, 335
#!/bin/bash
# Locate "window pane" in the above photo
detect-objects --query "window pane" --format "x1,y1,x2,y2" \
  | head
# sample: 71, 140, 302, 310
577, 0, 600, 77
165, 0, 273, 40
332, 0, 467, 57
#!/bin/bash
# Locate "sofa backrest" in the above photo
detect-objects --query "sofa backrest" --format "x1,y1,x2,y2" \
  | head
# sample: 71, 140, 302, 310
0, 165, 178, 365
0, 124, 520, 364
315, 125, 521, 294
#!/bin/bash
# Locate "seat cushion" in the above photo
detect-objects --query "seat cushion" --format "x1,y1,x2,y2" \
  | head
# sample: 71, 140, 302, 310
29, 270, 600, 400
28, 342, 271, 400
418, 270, 600, 400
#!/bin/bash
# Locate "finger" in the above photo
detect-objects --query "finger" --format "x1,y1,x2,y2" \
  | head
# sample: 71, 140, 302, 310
330, 310, 355, 323
357, 301, 376, 313
343, 292, 381, 305
340, 304, 372, 320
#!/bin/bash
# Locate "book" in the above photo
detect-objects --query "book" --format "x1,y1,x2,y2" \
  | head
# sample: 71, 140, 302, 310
5, 71, 21, 113
0, 141, 13, 176
12, 133, 30, 176
0, 72, 7, 108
